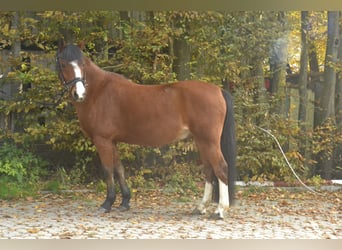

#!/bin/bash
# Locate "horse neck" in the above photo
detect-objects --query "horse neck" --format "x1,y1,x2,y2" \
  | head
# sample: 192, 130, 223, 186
84, 57, 134, 89
72, 58, 104, 109
84, 58, 105, 84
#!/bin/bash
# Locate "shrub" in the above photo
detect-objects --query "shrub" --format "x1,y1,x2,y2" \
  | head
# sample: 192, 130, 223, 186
0, 141, 48, 183
163, 163, 202, 197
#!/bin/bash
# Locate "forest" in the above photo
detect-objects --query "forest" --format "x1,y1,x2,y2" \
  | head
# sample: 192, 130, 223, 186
0, 11, 341, 198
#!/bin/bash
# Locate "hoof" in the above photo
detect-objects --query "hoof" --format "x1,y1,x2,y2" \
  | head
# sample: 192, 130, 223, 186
191, 208, 206, 215
209, 212, 224, 220
98, 206, 111, 213
117, 205, 130, 212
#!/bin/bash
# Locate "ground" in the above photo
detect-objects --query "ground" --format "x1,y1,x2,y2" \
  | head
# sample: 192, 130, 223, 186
0, 188, 341, 239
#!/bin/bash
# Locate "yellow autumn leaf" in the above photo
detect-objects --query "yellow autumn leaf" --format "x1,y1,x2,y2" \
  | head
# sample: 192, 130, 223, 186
27, 228, 40, 234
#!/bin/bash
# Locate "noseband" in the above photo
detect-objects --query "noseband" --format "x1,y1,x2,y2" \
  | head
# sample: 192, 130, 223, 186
64, 77, 86, 90
56, 57, 87, 91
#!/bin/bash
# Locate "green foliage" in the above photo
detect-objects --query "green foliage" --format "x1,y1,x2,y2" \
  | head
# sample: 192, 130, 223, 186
0, 176, 39, 199
112, 13, 175, 83
43, 180, 64, 194
163, 163, 201, 197
127, 169, 155, 192
306, 175, 324, 187
0, 177, 22, 199
312, 118, 341, 160
0, 141, 48, 183
94, 180, 107, 193
234, 85, 310, 182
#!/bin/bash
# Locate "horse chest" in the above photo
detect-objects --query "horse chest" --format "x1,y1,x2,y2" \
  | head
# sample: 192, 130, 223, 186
75, 107, 102, 137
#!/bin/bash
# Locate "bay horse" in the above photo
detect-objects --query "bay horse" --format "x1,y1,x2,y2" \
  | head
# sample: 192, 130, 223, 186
56, 43, 236, 219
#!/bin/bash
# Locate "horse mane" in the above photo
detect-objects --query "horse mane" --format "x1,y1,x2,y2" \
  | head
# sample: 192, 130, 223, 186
58, 44, 84, 62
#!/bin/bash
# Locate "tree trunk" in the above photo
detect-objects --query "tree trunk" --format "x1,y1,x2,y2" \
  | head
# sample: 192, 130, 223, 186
316, 11, 339, 126
171, 14, 191, 81
269, 40, 287, 96
310, 31, 323, 130
334, 12, 342, 179
336, 12, 342, 127
269, 46, 287, 115
118, 11, 130, 41
309, 44, 320, 74
59, 12, 76, 44
298, 11, 310, 170
337, 72, 342, 126
298, 11, 309, 125
255, 60, 267, 106
172, 39, 191, 81
9, 12, 21, 133
316, 11, 340, 179
269, 11, 288, 116
119, 11, 129, 21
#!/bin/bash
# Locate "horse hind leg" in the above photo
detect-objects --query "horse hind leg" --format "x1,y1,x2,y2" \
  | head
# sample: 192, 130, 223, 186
214, 175, 229, 219
195, 142, 229, 219
192, 166, 215, 215
211, 158, 229, 219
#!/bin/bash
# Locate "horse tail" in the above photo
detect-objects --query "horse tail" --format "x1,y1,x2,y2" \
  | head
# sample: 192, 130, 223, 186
213, 89, 237, 205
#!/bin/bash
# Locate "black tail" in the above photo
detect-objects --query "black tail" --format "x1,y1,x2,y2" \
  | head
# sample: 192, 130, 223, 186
212, 90, 237, 205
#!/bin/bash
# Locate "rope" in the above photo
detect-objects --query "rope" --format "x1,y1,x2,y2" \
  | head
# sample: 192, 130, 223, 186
255, 126, 323, 195
33, 87, 69, 108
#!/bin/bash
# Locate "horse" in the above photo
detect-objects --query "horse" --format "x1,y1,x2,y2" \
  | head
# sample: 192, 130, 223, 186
55, 43, 236, 219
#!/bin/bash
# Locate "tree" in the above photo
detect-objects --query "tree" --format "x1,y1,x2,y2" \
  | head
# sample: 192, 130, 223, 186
315, 11, 340, 179
298, 11, 309, 126
269, 11, 288, 115
170, 12, 192, 81
334, 12, 342, 178
1, 12, 21, 133
316, 11, 339, 126
296, 11, 312, 172
336, 12, 342, 127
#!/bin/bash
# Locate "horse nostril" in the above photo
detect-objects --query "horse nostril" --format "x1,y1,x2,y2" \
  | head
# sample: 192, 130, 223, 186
73, 91, 85, 102
72, 91, 78, 100
72, 91, 80, 101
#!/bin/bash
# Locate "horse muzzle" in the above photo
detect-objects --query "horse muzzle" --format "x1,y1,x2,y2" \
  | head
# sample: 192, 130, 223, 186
70, 81, 86, 102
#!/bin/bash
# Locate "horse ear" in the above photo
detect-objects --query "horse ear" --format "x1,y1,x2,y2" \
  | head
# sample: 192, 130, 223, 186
78, 41, 85, 50
58, 39, 66, 52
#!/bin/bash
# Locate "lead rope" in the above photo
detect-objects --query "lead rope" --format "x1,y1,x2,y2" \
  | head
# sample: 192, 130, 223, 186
255, 126, 323, 196
30, 87, 69, 109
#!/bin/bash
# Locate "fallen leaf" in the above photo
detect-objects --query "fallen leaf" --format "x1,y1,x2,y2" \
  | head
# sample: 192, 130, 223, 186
27, 228, 40, 234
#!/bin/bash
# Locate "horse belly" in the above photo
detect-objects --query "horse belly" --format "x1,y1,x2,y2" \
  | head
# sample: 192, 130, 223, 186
121, 123, 190, 147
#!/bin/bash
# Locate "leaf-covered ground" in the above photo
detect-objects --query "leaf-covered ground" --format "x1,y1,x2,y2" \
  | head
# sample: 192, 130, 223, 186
0, 188, 341, 239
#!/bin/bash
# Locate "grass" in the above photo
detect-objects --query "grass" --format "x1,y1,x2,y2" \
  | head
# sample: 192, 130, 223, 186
0, 177, 39, 199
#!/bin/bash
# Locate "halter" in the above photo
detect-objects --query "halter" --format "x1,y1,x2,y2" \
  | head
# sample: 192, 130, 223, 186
56, 56, 87, 91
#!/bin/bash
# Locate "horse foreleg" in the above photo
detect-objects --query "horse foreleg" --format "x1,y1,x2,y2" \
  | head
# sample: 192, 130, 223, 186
113, 154, 131, 211
101, 168, 116, 213
93, 137, 116, 213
